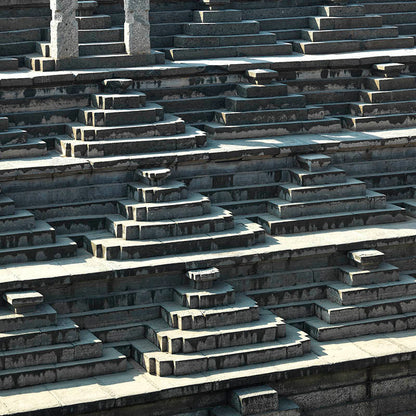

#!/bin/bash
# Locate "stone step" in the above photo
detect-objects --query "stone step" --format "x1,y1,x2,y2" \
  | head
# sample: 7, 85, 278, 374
339, 263, 400, 286
348, 249, 385, 269
0, 129, 27, 145
319, 4, 366, 17
0, 16, 50, 32
0, 304, 56, 332
288, 167, 347, 186
309, 15, 383, 31
61, 126, 206, 158
216, 106, 324, 126
127, 179, 187, 203
166, 42, 292, 61
118, 192, 211, 221
365, 2, 416, 14
84, 221, 261, 260
77, 0, 98, 16
0, 330, 102, 371
0, 195, 15, 217
224, 94, 306, 112
0, 318, 79, 352
255, 204, 405, 235
301, 311, 416, 341
0, 138, 47, 159
230, 385, 279, 416
350, 100, 416, 116
266, 191, 386, 219
78, 28, 123, 43
296, 153, 331, 172
278, 178, 367, 203
360, 88, 416, 103
248, 282, 327, 307
76, 15, 112, 30
0, 237, 77, 266
200, 183, 281, 204
160, 294, 258, 330
381, 10, 416, 25
259, 16, 309, 31
0, 221, 55, 249
107, 206, 234, 240
187, 267, 220, 290
146, 310, 285, 354
0, 209, 35, 232
78, 104, 164, 127
236, 82, 288, 98
203, 117, 341, 140
183, 20, 260, 36
0, 28, 41, 44
133, 325, 308, 377
314, 294, 416, 325
0, 346, 126, 390
91, 322, 146, 343
79, 41, 125, 56
0, 58, 18, 71
0, 118, 8, 132
326, 274, 416, 306
28, 51, 164, 72
342, 113, 416, 131
364, 75, 416, 91
70, 114, 185, 141
91, 91, 146, 110
294, 36, 413, 54
194, 8, 242, 23
301, 25, 399, 42
64, 304, 161, 329
173, 32, 276, 48
144, 325, 307, 377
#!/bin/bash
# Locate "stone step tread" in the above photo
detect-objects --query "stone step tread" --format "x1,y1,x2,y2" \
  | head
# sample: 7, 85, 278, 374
0, 209, 34, 221
162, 294, 257, 317
0, 303, 56, 322
340, 262, 398, 274
0, 237, 77, 255
119, 192, 210, 210
329, 274, 416, 292
268, 190, 385, 209
257, 203, 405, 225
108, 206, 232, 228
148, 310, 284, 338
0, 220, 54, 238
280, 177, 365, 192
80, 104, 163, 115
86, 221, 255, 248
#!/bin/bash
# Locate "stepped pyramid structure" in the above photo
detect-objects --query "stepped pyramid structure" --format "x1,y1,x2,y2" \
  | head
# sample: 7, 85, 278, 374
3, 0, 416, 415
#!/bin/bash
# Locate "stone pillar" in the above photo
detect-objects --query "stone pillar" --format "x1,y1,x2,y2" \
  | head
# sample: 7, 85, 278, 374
50, 0, 79, 60
124, 0, 151, 55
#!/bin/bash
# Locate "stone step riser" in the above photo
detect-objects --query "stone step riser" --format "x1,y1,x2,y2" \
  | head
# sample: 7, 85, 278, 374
302, 26, 398, 42
236, 83, 288, 98
288, 169, 347, 187
309, 15, 383, 31
79, 28, 123, 44
173, 288, 235, 309
350, 101, 416, 117
279, 182, 367, 203
91, 93, 147, 110
78, 42, 126, 57
339, 266, 400, 286
268, 194, 386, 219
183, 21, 260, 36
343, 113, 416, 131
0, 228, 55, 250
193, 9, 242, 23
225, 95, 306, 112
361, 89, 416, 103
259, 206, 405, 235
127, 183, 188, 204
202, 185, 280, 204
76, 15, 112, 30
0, 309, 56, 333
78, 107, 163, 127
327, 281, 416, 306
364, 76, 416, 91
118, 198, 211, 222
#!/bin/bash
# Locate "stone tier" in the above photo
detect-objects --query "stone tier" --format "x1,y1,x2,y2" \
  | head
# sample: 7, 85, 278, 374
251, 153, 406, 235
59, 82, 207, 158
293, 5, 414, 54
342, 64, 416, 131
204, 70, 341, 140
166, 7, 292, 61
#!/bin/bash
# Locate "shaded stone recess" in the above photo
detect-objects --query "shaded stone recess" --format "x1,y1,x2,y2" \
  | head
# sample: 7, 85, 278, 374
3, 0, 416, 415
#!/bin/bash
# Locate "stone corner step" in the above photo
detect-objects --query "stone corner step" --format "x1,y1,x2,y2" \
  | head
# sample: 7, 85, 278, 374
348, 249, 385, 269
3, 291, 43, 314
230, 384, 279, 415
186, 266, 220, 289
296, 153, 331, 172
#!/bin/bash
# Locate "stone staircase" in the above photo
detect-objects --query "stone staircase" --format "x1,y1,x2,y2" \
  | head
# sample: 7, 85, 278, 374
0, 116, 47, 160
132, 268, 310, 376
82, 167, 265, 261
251, 153, 406, 235
58, 78, 207, 158
0, 183, 77, 265
342, 62, 416, 131
165, 0, 292, 61
211, 385, 300, 416
242, 249, 416, 342
293, 3, 414, 54
0, 289, 126, 390
27, 2, 163, 71
204, 69, 341, 140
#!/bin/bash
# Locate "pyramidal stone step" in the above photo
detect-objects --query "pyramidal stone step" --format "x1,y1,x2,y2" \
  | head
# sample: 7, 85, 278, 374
296, 153, 332, 172
372, 62, 405, 77
161, 294, 258, 330
348, 249, 385, 269
187, 266, 220, 290
127, 179, 188, 203
91, 91, 146, 110
339, 263, 400, 286
138, 167, 171, 186
133, 326, 309, 377
230, 385, 279, 415
146, 310, 285, 354
4, 291, 43, 314
288, 166, 347, 186
224, 94, 305, 112
246, 69, 278, 85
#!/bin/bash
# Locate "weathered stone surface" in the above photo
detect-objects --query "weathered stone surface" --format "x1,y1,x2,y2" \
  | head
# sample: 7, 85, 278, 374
124, 0, 151, 55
